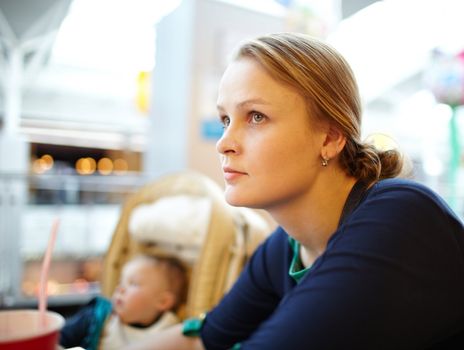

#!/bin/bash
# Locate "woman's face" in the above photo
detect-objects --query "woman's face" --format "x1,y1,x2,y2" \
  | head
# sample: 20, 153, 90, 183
216, 58, 327, 212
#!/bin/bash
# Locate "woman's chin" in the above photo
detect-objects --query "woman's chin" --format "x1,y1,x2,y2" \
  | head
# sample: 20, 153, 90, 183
224, 190, 245, 207
225, 191, 261, 209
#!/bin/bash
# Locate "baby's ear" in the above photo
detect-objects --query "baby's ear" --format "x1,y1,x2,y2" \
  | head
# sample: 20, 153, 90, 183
156, 291, 176, 312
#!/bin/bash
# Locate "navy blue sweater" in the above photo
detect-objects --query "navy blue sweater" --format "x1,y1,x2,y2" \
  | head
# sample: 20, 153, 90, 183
201, 179, 464, 349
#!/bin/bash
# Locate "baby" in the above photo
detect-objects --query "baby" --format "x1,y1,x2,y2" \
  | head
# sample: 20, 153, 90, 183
60, 254, 188, 350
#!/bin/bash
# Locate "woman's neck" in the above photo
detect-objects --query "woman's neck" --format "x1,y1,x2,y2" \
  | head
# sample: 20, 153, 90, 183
270, 170, 357, 267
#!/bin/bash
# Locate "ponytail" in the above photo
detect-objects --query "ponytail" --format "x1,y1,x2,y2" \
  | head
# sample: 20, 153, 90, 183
340, 139, 407, 185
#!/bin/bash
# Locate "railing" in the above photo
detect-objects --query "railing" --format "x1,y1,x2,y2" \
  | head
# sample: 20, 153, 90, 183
0, 172, 147, 308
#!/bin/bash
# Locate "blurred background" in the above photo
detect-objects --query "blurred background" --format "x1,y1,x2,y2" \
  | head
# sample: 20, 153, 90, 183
0, 0, 463, 312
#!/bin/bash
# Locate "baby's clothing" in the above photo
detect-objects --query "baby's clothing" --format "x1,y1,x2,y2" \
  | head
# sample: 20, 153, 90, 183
99, 311, 178, 349
60, 296, 179, 350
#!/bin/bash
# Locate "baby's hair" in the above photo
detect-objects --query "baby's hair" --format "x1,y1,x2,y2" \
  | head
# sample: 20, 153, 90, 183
132, 254, 188, 311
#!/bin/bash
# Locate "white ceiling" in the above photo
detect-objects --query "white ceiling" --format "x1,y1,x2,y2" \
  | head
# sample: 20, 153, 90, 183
327, 0, 464, 103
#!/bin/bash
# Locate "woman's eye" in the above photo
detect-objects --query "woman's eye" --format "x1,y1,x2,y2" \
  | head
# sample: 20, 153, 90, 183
251, 112, 265, 124
220, 116, 230, 128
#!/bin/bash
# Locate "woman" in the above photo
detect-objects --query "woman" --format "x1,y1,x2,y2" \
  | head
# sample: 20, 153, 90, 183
129, 33, 464, 350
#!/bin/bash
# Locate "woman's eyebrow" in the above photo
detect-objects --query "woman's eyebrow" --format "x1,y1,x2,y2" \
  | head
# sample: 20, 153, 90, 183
237, 98, 270, 108
217, 98, 271, 111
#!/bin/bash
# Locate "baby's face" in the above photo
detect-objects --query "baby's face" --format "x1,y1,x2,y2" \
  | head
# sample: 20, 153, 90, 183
112, 259, 172, 325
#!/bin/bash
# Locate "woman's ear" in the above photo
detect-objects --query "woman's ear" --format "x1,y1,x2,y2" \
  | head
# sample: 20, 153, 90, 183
321, 125, 346, 159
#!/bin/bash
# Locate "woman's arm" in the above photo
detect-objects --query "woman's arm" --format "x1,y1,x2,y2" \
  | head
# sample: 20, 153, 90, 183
126, 324, 204, 350
200, 229, 288, 349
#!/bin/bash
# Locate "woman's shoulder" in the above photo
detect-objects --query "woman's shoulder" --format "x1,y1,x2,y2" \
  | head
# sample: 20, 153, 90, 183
341, 177, 464, 242
365, 178, 460, 221
370, 178, 440, 197
324, 178, 464, 280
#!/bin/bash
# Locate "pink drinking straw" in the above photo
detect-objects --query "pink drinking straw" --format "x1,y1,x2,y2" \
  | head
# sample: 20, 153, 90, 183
38, 217, 60, 328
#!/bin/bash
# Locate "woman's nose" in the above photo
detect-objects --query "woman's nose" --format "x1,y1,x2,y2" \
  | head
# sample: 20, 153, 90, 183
216, 125, 238, 155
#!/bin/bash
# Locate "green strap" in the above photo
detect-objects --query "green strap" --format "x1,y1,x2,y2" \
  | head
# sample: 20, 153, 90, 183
182, 313, 206, 337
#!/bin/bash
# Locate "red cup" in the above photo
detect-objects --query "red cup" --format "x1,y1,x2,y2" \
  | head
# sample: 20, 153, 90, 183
0, 309, 64, 350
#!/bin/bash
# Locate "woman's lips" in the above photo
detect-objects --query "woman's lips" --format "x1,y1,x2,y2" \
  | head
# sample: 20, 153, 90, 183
223, 167, 246, 182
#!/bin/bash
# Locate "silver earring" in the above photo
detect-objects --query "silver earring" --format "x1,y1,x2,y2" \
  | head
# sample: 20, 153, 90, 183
321, 157, 329, 167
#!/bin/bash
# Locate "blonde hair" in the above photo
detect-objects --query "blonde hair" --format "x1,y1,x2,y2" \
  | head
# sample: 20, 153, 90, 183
234, 32, 403, 184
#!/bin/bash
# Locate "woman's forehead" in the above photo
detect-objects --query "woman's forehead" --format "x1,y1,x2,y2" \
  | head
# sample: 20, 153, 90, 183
217, 58, 303, 109
219, 58, 273, 90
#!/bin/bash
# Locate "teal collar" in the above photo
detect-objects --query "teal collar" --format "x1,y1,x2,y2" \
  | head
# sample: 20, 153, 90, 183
288, 237, 311, 283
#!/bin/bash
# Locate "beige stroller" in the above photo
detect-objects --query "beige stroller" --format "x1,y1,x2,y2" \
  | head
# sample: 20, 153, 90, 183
101, 170, 274, 319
